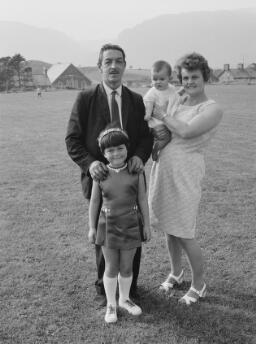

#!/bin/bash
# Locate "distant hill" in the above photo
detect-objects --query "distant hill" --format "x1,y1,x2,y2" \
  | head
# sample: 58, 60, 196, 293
117, 8, 256, 68
1, 8, 256, 69
0, 21, 93, 65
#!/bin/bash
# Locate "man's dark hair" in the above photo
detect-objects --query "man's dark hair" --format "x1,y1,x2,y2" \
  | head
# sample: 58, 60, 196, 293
152, 60, 172, 76
97, 43, 126, 68
175, 52, 211, 83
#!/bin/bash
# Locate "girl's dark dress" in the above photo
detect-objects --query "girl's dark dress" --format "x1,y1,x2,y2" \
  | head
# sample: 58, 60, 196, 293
95, 167, 142, 249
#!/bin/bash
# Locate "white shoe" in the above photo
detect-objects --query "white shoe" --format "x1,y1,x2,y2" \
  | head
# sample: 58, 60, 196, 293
179, 283, 207, 306
104, 304, 117, 323
119, 299, 142, 316
159, 270, 184, 292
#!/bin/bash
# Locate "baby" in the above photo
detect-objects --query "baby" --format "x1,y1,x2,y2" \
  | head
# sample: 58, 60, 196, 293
144, 60, 178, 161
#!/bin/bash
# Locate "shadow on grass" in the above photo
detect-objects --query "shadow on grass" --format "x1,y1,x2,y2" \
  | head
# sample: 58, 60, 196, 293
138, 282, 256, 344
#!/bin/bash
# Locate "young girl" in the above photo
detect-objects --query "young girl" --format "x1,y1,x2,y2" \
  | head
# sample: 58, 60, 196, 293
88, 127, 151, 323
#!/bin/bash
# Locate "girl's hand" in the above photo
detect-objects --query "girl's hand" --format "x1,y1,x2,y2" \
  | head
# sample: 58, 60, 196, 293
88, 227, 96, 244
143, 227, 151, 243
152, 104, 166, 121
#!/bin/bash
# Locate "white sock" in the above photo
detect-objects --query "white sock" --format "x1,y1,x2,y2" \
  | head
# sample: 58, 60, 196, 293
118, 274, 132, 303
103, 274, 117, 306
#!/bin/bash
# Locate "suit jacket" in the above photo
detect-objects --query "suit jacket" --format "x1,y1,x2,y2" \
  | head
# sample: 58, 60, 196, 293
65, 83, 153, 199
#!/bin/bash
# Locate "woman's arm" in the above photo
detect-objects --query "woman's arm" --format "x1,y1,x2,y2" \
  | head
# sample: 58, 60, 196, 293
155, 103, 223, 139
88, 180, 101, 243
137, 174, 151, 242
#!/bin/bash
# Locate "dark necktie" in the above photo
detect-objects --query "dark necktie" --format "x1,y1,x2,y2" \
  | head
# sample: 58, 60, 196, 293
111, 91, 121, 127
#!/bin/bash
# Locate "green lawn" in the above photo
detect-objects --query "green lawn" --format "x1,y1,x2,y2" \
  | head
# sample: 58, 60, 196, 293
1, 86, 256, 344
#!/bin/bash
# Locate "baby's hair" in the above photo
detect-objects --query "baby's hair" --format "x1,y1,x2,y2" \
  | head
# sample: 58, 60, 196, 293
152, 60, 172, 76
98, 125, 130, 154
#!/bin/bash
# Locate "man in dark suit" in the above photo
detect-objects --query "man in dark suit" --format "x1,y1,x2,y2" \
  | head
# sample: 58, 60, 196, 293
65, 43, 153, 306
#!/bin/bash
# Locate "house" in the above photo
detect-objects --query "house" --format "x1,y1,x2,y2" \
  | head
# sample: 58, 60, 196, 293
217, 63, 256, 84
23, 60, 51, 89
79, 66, 182, 87
211, 69, 223, 83
32, 73, 51, 89
212, 69, 223, 80
79, 67, 152, 87
79, 66, 101, 84
246, 63, 256, 84
124, 68, 151, 87
47, 63, 91, 89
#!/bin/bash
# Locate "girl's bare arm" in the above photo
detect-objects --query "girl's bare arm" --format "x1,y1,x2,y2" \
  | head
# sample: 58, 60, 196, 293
88, 180, 101, 243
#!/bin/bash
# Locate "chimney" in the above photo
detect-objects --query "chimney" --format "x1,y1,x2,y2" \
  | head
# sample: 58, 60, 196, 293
237, 63, 244, 70
224, 64, 230, 71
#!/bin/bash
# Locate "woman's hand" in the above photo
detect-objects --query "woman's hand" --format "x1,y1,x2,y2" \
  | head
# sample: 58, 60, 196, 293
152, 103, 166, 121
88, 227, 96, 244
143, 226, 151, 243
152, 125, 171, 141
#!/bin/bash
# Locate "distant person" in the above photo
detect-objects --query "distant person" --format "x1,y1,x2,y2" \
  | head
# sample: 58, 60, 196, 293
88, 126, 151, 323
149, 52, 223, 305
144, 60, 183, 161
37, 87, 42, 97
65, 43, 153, 307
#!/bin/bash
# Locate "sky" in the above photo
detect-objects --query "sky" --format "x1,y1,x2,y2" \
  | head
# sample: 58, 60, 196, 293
1, 0, 256, 41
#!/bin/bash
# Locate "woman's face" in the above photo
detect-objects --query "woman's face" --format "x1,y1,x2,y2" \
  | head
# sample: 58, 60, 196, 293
181, 68, 205, 96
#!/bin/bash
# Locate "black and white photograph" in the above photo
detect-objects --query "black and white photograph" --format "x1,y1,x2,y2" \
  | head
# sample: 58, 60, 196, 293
1, 0, 256, 343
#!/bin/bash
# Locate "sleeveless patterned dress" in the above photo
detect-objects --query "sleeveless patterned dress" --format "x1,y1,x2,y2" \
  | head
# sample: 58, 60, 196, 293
149, 99, 217, 239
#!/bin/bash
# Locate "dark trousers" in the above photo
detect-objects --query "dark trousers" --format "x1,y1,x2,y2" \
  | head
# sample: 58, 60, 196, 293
95, 244, 141, 295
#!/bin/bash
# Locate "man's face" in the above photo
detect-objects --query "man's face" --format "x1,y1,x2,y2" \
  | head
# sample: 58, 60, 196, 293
99, 49, 126, 89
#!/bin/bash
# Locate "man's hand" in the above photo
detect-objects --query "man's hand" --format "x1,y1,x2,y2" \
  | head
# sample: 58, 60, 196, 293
89, 161, 108, 181
128, 156, 144, 174
88, 227, 96, 244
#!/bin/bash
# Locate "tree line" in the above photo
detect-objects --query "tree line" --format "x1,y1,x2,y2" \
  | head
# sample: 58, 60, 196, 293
0, 54, 32, 92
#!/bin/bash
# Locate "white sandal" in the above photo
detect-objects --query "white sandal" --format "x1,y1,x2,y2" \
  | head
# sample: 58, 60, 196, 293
179, 283, 206, 305
159, 270, 184, 292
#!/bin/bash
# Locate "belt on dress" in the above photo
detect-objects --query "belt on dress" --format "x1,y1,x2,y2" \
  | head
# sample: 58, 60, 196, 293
101, 204, 138, 215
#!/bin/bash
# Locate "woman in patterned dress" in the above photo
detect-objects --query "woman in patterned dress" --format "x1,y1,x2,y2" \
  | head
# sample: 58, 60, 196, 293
149, 53, 223, 305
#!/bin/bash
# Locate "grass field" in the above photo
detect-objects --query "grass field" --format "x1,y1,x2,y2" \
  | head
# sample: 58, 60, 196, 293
1, 85, 256, 344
